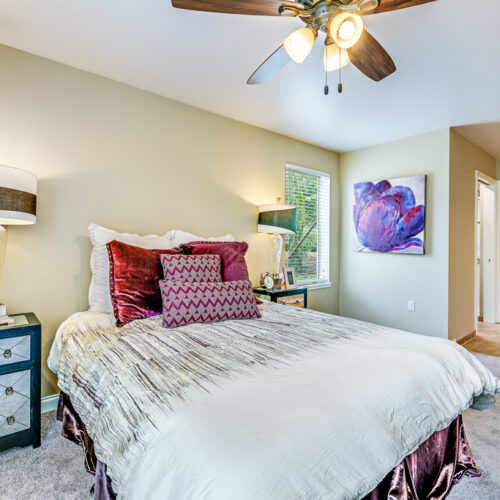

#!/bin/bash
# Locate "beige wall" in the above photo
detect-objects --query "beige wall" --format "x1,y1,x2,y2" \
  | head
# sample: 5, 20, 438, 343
339, 130, 451, 338
448, 130, 496, 341
0, 44, 340, 397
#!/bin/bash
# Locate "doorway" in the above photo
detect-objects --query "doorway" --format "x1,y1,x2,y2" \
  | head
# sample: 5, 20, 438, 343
474, 171, 497, 333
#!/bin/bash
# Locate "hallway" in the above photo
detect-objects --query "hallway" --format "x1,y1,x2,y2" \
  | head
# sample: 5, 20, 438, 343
463, 322, 500, 357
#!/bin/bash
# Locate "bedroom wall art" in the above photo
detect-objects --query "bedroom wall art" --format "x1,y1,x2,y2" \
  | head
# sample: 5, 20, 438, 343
353, 174, 426, 254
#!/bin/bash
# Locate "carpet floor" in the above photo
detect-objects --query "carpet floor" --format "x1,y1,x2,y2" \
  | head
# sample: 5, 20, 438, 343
1, 353, 499, 499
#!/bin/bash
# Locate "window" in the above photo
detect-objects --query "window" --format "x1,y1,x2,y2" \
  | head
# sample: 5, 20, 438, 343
285, 164, 330, 287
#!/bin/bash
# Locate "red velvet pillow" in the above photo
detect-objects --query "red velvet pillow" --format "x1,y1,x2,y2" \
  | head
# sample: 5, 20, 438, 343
180, 241, 249, 282
107, 240, 181, 327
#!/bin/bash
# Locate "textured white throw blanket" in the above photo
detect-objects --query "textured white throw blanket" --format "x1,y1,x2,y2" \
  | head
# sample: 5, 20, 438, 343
48, 303, 500, 499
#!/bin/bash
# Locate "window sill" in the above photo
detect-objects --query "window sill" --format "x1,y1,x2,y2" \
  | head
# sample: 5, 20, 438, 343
299, 281, 332, 291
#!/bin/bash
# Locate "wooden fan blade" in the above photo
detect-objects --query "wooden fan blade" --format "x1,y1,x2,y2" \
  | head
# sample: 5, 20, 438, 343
347, 30, 396, 81
368, 0, 437, 14
247, 45, 290, 84
171, 0, 303, 16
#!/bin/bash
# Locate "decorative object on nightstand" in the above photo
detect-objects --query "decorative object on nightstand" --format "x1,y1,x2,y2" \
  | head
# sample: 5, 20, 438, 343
253, 287, 307, 309
0, 313, 41, 451
0, 165, 37, 323
260, 272, 275, 291
258, 198, 296, 290
0, 304, 13, 326
283, 266, 297, 290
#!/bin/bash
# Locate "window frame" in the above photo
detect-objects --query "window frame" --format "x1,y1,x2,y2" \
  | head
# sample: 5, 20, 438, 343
285, 163, 331, 289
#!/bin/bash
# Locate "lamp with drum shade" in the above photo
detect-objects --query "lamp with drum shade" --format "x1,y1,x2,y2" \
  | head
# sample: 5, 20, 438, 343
0, 165, 37, 324
258, 199, 296, 290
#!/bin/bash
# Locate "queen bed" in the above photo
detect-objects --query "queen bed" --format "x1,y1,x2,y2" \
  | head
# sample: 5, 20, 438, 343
48, 300, 499, 499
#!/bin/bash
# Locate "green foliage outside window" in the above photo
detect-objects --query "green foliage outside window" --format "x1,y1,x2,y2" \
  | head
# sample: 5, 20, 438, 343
285, 169, 318, 281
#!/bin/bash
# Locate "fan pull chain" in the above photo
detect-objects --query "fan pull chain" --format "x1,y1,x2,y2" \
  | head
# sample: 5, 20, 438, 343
338, 45, 343, 94
324, 48, 329, 95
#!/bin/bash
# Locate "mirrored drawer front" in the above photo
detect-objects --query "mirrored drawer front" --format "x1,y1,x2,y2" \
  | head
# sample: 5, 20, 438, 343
0, 335, 31, 366
277, 294, 305, 308
0, 369, 31, 437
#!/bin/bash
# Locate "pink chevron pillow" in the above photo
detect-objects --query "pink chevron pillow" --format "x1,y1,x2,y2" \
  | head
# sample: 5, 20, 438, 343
159, 280, 261, 328
160, 254, 222, 283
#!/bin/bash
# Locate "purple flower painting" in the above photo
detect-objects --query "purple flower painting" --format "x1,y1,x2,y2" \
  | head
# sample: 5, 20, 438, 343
353, 175, 426, 254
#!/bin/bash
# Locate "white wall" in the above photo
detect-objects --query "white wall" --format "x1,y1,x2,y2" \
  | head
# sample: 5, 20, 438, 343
0, 44, 340, 397
479, 183, 496, 323
340, 130, 450, 338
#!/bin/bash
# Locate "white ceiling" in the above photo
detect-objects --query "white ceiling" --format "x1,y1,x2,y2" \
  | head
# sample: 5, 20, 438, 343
454, 124, 500, 160
0, 0, 499, 152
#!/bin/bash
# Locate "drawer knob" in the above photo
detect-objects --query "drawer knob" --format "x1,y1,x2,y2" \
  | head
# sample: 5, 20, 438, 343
6, 416, 15, 425
3, 349, 12, 359
5, 386, 13, 396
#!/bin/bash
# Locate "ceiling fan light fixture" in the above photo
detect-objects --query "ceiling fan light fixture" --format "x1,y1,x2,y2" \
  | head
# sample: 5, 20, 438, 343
357, 0, 379, 13
339, 21, 355, 41
323, 44, 350, 72
330, 13, 363, 49
283, 28, 315, 63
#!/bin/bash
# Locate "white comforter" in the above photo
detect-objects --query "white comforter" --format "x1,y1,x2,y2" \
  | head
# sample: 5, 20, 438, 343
48, 303, 500, 499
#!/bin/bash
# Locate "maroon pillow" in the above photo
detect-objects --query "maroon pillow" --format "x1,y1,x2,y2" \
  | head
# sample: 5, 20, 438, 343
107, 240, 181, 327
160, 279, 261, 328
180, 241, 249, 282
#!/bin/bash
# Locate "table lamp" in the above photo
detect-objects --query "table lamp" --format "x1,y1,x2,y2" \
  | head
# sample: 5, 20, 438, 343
0, 164, 37, 324
258, 199, 296, 289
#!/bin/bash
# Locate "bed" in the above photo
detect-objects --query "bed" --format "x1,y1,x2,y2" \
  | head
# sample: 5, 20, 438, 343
48, 300, 500, 499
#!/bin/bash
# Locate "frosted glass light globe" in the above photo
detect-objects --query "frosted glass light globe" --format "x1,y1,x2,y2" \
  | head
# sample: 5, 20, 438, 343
330, 13, 363, 49
284, 28, 315, 63
339, 20, 355, 41
323, 44, 350, 72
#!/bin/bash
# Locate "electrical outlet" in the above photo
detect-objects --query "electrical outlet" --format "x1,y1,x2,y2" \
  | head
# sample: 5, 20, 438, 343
408, 300, 415, 312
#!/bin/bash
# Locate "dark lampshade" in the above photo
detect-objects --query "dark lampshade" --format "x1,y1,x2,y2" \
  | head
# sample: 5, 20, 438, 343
0, 165, 37, 225
258, 204, 296, 235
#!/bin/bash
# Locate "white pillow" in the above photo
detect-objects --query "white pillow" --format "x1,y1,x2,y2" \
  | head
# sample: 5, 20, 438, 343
168, 230, 234, 248
88, 223, 173, 312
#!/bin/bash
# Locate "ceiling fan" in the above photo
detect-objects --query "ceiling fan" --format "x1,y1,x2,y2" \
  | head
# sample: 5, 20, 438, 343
171, 0, 436, 89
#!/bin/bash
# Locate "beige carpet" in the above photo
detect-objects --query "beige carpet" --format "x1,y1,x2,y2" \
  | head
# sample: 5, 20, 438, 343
448, 352, 500, 500
1, 353, 499, 499
0, 410, 93, 500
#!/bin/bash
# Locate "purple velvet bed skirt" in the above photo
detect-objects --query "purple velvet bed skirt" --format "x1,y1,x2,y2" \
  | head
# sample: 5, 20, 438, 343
57, 393, 116, 500
57, 392, 479, 499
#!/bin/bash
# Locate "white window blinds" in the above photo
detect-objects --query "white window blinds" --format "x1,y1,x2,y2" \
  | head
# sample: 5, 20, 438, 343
285, 165, 330, 285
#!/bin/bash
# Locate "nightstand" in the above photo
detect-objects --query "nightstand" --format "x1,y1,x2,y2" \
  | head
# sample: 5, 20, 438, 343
0, 313, 41, 451
253, 287, 308, 308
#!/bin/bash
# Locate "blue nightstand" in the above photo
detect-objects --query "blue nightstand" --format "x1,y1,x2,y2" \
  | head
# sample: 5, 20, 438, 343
253, 287, 308, 308
0, 313, 41, 451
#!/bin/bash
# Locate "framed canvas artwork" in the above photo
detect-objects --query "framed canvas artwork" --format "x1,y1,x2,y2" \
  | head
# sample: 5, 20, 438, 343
353, 174, 426, 255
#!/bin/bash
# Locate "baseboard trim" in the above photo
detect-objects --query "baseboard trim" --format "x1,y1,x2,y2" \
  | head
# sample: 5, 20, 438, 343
457, 331, 476, 345
41, 393, 59, 413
